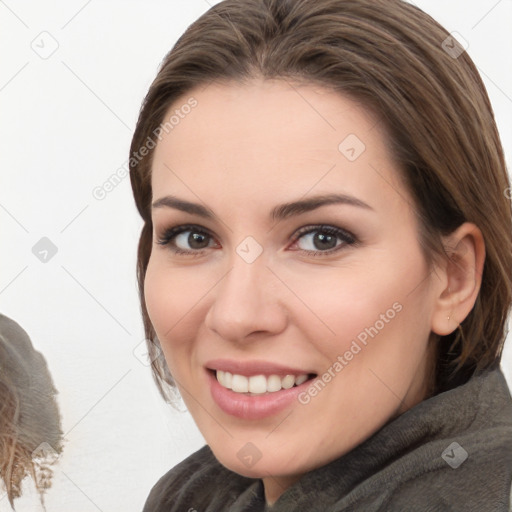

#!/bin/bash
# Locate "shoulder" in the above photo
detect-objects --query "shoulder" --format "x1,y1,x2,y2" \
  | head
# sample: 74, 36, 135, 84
142, 445, 256, 512
371, 366, 512, 510
393, 367, 512, 508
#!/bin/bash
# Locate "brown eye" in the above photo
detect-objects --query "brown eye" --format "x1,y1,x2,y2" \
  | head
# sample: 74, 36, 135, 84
185, 232, 211, 249
157, 225, 219, 253
294, 226, 355, 253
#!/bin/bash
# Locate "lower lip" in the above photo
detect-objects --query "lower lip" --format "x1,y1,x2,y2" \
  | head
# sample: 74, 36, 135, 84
207, 370, 313, 420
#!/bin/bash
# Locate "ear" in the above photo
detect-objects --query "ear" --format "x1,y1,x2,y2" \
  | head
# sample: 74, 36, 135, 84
431, 222, 485, 336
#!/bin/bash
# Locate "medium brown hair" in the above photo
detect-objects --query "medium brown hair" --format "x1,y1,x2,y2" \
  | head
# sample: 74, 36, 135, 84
129, 0, 512, 401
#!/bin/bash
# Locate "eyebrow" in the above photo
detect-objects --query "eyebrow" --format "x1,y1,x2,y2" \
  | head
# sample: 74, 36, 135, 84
271, 193, 373, 221
151, 193, 373, 220
152, 195, 216, 219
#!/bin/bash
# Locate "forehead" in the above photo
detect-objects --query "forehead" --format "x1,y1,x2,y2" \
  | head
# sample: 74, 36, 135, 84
150, 79, 406, 212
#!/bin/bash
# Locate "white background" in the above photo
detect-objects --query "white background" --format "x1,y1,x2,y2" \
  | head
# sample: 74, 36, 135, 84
1, 1, 511, 510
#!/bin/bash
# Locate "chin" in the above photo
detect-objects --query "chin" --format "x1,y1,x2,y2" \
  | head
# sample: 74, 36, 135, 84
210, 440, 303, 480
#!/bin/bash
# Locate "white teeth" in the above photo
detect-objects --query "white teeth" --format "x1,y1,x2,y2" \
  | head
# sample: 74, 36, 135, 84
231, 374, 249, 393
215, 371, 310, 394
281, 375, 295, 389
267, 374, 282, 392
295, 374, 308, 386
248, 375, 267, 394
217, 370, 235, 389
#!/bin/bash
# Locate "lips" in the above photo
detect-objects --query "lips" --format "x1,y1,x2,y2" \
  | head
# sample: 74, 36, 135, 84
205, 359, 317, 419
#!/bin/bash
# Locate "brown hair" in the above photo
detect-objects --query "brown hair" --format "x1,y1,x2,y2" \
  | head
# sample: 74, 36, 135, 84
0, 315, 63, 508
129, 0, 512, 401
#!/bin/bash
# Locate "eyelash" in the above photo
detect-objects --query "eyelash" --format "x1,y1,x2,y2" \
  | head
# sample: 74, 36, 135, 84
156, 223, 358, 257
156, 224, 217, 257
290, 225, 357, 256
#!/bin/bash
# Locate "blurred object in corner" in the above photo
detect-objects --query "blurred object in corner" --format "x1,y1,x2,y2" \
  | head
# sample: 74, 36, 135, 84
0, 314, 63, 510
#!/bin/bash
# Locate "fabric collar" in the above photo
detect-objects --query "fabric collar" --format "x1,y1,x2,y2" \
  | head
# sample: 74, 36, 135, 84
230, 365, 512, 511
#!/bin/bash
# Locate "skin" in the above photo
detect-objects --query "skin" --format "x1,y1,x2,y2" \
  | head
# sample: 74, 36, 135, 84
144, 79, 484, 505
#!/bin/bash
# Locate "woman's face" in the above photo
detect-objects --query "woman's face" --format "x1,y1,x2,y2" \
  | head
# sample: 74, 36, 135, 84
145, 79, 443, 498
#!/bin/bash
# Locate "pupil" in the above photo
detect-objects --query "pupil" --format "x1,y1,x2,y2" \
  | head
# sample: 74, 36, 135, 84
314, 232, 336, 250
189, 232, 209, 249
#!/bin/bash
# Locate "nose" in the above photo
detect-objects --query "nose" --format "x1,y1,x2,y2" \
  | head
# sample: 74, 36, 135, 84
204, 254, 288, 343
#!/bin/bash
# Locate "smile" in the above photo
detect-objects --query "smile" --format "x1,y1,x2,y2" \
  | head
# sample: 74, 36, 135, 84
216, 370, 310, 395
206, 362, 318, 420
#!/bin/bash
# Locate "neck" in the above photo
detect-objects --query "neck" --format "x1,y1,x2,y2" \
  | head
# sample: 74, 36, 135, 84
263, 473, 303, 505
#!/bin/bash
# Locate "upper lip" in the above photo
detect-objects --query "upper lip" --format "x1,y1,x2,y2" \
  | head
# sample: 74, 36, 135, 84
205, 359, 315, 377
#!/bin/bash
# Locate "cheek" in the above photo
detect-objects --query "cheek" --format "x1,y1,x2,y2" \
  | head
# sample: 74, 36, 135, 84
143, 257, 209, 369
286, 250, 431, 360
